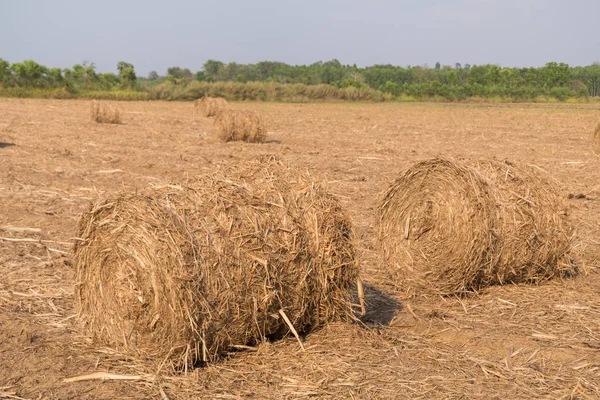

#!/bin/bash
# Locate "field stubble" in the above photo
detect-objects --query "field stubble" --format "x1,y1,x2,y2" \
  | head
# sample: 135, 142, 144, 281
1, 99, 600, 399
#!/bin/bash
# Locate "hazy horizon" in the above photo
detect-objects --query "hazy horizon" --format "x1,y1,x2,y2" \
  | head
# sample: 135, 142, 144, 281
2, 0, 599, 77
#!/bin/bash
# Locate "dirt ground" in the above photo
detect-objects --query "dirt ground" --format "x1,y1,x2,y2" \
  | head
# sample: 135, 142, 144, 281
1, 98, 600, 399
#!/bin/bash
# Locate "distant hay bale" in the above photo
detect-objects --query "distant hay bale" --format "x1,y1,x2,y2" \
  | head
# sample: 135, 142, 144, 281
592, 123, 600, 155
214, 110, 267, 143
90, 100, 122, 124
74, 157, 359, 369
377, 158, 575, 296
194, 97, 228, 117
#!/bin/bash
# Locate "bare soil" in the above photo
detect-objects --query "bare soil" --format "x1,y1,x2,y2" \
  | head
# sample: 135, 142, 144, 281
1, 98, 600, 399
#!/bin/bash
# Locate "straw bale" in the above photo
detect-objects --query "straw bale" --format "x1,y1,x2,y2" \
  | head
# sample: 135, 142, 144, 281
377, 158, 575, 295
74, 157, 358, 369
592, 123, 600, 155
214, 110, 267, 143
475, 159, 574, 285
90, 100, 121, 124
224, 155, 359, 323
194, 97, 228, 117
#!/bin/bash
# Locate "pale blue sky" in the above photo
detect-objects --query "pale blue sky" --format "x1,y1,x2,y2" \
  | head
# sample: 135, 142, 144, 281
1, 0, 598, 76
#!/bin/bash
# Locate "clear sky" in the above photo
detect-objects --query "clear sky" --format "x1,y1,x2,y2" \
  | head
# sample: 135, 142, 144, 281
1, 0, 599, 76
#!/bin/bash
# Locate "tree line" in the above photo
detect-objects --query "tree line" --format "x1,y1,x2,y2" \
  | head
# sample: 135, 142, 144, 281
183, 59, 600, 101
0, 59, 137, 91
2, 57, 600, 102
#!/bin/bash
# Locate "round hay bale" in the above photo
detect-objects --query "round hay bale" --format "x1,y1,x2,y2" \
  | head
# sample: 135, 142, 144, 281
378, 159, 499, 295
194, 96, 228, 117
474, 160, 574, 285
377, 158, 575, 295
223, 155, 359, 322
74, 161, 358, 369
592, 123, 600, 155
214, 110, 267, 143
90, 100, 122, 124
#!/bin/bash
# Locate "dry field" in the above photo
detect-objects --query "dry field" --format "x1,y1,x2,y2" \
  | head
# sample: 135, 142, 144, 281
1, 98, 600, 399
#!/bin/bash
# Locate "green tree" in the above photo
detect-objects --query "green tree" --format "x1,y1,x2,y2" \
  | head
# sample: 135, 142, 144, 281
48, 68, 63, 85
120, 67, 137, 87
11, 60, 48, 87
468, 65, 487, 85
203, 59, 225, 80
116, 61, 137, 88
71, 64, 85, 80
524, 68, 538, 87
485, 65, 501, 86
447, 70, 458, 85
98, 73, 120, 89
195, 71, 207, 81
84, 61, 97, 81
117, 61, 134, 75
539, 62, 570, 89
167, 66, 193, 79
381, 81, 401, 96
572, 63, 600, 97
0, 58, 10, 85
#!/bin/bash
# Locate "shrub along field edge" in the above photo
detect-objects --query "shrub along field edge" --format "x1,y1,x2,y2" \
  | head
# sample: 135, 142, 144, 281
2, 82, 599, 103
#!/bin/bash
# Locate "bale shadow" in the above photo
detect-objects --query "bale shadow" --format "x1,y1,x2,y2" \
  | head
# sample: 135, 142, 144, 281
264, 139, 281, 144
357, 283, 402, 326
0, 142, 15, 148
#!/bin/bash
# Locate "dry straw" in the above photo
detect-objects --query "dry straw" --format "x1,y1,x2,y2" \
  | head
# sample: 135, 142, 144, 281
214, 109, 267, 143
90, 100, 122, 124
74, 155, 359, 370
377, 158, 575, 296
592, 123, 600, 155
194, 96, 228, 117
223, 155, 360, 316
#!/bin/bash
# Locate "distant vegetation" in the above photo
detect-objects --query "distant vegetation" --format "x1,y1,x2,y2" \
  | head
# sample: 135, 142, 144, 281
1, 57, 600, 102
